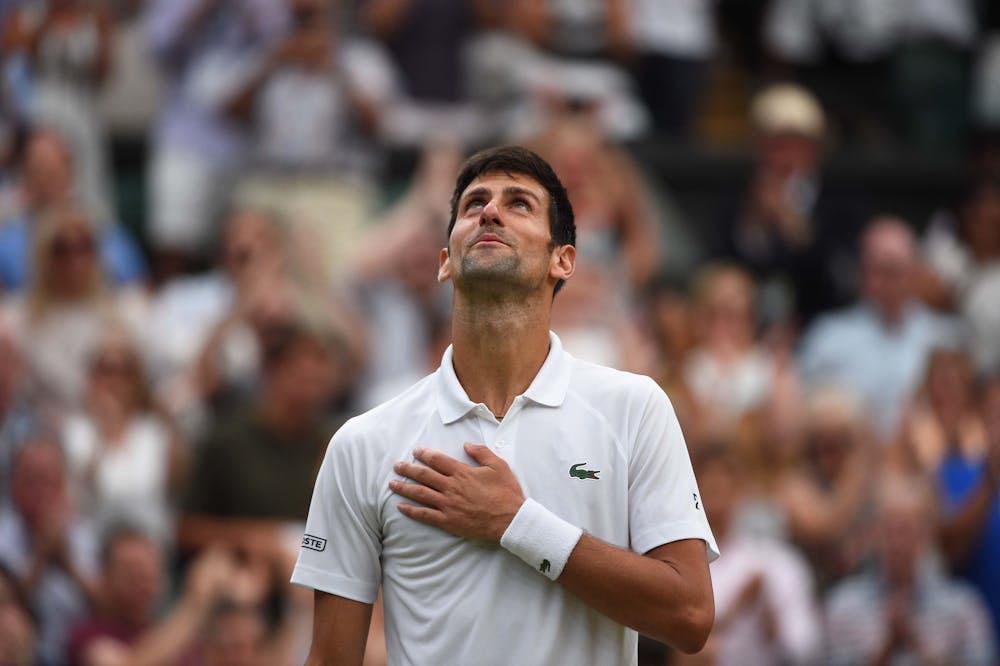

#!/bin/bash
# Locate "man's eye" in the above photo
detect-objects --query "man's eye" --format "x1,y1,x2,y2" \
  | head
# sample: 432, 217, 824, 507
511, 199, 530, 210
465, 200, 485, 212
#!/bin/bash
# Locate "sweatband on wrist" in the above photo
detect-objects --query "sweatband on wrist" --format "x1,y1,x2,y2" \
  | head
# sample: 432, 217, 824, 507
500, 498, 583, 581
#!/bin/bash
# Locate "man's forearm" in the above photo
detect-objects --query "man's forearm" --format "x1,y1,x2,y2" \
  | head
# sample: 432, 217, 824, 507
557, 535, 714, 654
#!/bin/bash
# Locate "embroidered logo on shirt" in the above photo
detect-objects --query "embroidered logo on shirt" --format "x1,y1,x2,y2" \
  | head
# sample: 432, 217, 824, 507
540, 559, 551, 573
693, 493, 700, 510
569, 463, 600, 480
302, 534, 327, 552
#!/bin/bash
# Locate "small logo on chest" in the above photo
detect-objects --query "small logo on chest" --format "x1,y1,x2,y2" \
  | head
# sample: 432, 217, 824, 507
569, 462, 600, 480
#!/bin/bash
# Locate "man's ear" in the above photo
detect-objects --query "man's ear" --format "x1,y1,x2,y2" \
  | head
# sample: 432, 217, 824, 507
437, 247, 452, 283
550, 244, 575, 284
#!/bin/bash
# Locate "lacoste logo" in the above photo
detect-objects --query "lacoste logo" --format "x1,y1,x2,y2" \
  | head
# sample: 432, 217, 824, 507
569, 463, 600, 480
302, 534, 327, 552
540, 559, 551, 573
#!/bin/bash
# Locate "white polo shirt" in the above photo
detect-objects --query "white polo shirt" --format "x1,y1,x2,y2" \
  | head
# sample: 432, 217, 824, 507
291, 332, 719, 666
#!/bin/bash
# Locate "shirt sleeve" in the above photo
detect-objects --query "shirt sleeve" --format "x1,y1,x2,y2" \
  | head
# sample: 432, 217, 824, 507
290, 423, 382, 604
627, 378, 720, 561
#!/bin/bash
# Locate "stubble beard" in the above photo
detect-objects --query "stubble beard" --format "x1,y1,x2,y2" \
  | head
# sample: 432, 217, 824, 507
456, 251, 539, 304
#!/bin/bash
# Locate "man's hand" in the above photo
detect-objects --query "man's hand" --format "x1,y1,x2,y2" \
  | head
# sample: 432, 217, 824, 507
389, 443, 525, 541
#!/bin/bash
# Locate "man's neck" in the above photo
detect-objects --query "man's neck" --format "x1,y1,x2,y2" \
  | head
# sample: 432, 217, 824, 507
450, 292, 552, 420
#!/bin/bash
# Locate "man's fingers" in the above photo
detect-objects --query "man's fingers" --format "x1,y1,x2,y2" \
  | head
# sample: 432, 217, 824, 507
393, 461, 449, 490
397, 502, 446, 527
413, 447, 463, 475
389, 479, 444, 508
463, 442, 499, 467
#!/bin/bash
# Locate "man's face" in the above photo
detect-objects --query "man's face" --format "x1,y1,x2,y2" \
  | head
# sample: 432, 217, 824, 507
440, 173, 573, 295
104, 537, 163, 625
860, 227, 915, 320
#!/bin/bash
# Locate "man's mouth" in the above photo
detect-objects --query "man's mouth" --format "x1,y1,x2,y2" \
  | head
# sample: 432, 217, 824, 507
472, 232, 508, 247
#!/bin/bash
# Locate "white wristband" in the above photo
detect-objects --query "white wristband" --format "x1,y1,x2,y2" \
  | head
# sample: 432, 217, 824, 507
500, 498, 583, 581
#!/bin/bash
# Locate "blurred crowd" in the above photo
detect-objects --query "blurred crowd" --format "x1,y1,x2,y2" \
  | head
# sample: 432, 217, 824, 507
0, 1, 999, 665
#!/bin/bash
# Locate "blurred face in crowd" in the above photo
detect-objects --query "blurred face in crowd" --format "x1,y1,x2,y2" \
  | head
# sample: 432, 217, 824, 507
983, 378, 1000, 442
23, 131, 74, 210
290, 0, 327, 26
202, 606, 266, 666
0, 570, 35, 666
925, 349, 973, 417
860, 218, 916, 324
10, 441, 69, 532
695, 267, 755, 355
963, 183, 1000, 261
806, 407, 855, 482
266, 334, 336, 418
877, 479, 933, 588
222, 210, 285, 287
87, 332, 146, 415
757, 131, 820, 181
695, 452, 739, 537
42, 209, 100, 301
103, 535, 164, 628
0, 324, 19, 414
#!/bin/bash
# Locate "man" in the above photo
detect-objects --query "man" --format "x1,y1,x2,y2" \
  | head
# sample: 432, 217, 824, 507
798, 216, 960, 440
0, 438, 98, 665
179, 317, 343, 555
291, 146, 718, 664
714, 83, 867, 328
825, 474, 995, 666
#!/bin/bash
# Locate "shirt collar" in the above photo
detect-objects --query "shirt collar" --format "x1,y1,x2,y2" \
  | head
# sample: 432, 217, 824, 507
435, 331, 571, 424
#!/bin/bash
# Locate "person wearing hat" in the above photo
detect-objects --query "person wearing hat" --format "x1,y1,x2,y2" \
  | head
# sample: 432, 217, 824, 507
714, 83, 869, 329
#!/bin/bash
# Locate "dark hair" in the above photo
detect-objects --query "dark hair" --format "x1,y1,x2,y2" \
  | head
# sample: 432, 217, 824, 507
99, 523, 160, 568
447, 145, 576, 294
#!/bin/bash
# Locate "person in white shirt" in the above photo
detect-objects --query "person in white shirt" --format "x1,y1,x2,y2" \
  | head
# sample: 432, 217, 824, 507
292, 146, 718, 665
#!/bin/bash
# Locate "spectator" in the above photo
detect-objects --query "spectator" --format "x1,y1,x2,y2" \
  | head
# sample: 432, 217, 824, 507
60, 328, 186, 545
679, 445, 821, 666
178, 317, 345, 557
350, 142, 456, 409
144, 205, 291, 429
66, 527, 165, 665
683, 264, 792, 441
1, 0, 116, 222
825, 473, 995, 666
0, 127, 146, 292
765, 0, 978, 152
529, 109, 662, 369
143, 0, 288, 268
0, 437, 98, 666
617, 0, 716, 138
359, 0, 489, 145
935, 374, 1000, 642
640, 276, 700, 443
0, 562, 37, 666
714, 83, 867, 327
226, 0, 394, 279
922, 174, 1000, 375
798, 216, 961, 440
2, 199, 147, 414
68, 542, 255, 666
0, 314, 37, 500
901, 348, 988, 475
777, 388, 877, 592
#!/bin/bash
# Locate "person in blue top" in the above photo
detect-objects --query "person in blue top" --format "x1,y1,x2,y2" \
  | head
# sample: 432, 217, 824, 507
937, 374, 1000, 641
0, 128, 145, 292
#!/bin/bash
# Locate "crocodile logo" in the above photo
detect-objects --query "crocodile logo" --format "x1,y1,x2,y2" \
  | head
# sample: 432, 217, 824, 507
540, 559, 551, 573
569, 463, 600, 480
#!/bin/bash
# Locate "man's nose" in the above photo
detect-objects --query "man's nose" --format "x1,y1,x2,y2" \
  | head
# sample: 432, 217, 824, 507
479, 199, 501, 225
